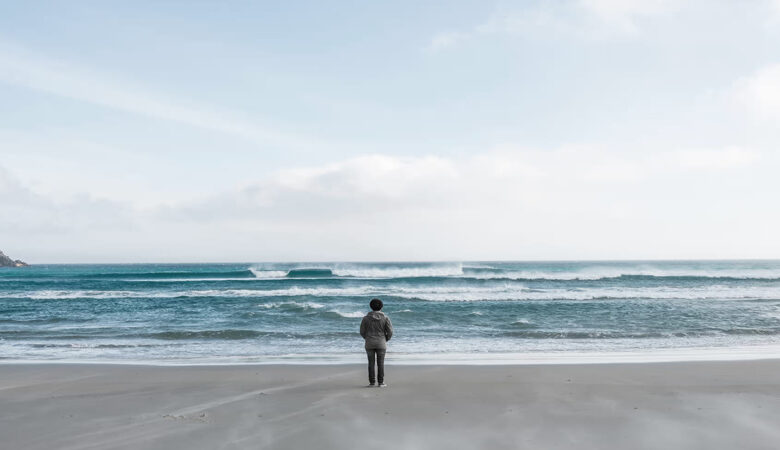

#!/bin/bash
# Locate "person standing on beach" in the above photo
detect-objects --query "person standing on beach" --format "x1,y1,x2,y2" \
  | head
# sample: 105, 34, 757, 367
360, 298, 393, 387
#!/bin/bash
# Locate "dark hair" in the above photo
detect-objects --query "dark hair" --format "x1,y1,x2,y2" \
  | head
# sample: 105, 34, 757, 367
369, 298, 383, 311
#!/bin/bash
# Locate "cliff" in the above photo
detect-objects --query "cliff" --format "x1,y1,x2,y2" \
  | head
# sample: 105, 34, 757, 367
0, 250, 28, 267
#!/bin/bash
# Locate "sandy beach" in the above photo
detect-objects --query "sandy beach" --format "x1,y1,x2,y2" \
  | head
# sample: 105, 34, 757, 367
1, 360, 779, 450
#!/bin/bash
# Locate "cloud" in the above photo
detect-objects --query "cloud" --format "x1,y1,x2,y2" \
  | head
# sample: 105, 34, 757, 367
0, 42, 312, 149
426, 0, 684, 50
675, 147, 760, 170
2, 144, 767, 262
0, 143, 714, 234
0, 166, 132, 234
733, 63, 780, 120
165, 146, 759, 223
578, 0, 681, 33
427, 32, 468, 51
6, 146, 761, 227
164, 154, 462, 222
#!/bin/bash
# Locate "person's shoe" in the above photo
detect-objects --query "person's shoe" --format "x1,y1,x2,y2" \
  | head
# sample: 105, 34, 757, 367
366, 383, 375, 387
378, 382, 387, 387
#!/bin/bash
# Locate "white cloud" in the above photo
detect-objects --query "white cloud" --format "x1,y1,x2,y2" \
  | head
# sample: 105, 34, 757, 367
733, 63, 780, 119
0, 166, 132, 235
272, 154, 458, 199
427, 32, 468, 51
675, 147, 760, 170
2, 145, 769, 262
578, 0, 681, 33
426, 0, 684, 50
166, 146, 759, 223
0, 42, 312, 149
165, 154, 462, 221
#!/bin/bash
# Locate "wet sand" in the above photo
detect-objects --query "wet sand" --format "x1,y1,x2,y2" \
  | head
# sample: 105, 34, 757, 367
2, 360, 779, 449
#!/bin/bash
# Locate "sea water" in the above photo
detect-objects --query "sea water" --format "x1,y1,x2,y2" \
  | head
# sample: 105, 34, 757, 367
2, 261, 780, 364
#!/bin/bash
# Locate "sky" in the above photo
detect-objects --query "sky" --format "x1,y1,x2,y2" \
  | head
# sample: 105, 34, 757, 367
1, 0, 780, 263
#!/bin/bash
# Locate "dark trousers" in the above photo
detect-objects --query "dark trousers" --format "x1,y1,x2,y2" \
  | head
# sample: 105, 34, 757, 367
366, 349, 386, 384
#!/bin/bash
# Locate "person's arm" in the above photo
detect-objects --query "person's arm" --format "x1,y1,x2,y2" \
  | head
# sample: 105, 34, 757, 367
360, 317, 367, 339
384, 316, 393, 342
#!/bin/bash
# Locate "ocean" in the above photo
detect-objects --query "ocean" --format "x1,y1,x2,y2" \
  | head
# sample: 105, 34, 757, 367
2, 261, 780, 364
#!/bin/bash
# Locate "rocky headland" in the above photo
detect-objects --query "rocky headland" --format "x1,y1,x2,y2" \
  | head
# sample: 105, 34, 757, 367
0, 250, 28, 267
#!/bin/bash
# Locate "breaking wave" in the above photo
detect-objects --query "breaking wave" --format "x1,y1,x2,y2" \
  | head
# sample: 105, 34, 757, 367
6, 285, 780, 302
36, 264, 780, 283
249, 264, 465, 279
248, 264, 780, 281
327, 310, 365, 318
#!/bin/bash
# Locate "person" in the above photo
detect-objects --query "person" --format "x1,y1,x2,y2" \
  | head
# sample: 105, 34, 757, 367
359, 298, 393, 387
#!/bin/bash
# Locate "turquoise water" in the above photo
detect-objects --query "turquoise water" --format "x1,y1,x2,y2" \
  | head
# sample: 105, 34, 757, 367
2, 261, 780, 363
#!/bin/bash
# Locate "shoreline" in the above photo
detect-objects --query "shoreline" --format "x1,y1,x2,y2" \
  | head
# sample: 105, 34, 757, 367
3, 342, 780, 366
2, 359, 779, 449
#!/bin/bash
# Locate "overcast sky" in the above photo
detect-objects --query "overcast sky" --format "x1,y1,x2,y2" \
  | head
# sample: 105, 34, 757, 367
2, 0, 780, 263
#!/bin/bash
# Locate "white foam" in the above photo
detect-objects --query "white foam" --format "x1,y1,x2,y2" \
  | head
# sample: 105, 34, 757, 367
6, 284, 780, 301
466, 268, 628, 280
246, 264, 467, 279
258, 301, 325, 310
465, 266, 780, 281
118, 265, 780, 282
462, 264, 498, 269
330, 264, 464, 278
387, 344, 780, 365
329, 310, 365, 318
6, 344, 780, 366
120, 264, 780, 282
129, 278, 261, 282
248, 269, 288, 278
387, 285, 780, 302
5, 290, 142, 299
512, 318, 533, 325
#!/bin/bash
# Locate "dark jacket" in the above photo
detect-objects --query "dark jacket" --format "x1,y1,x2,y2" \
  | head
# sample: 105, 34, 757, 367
360, 311, 393, 350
